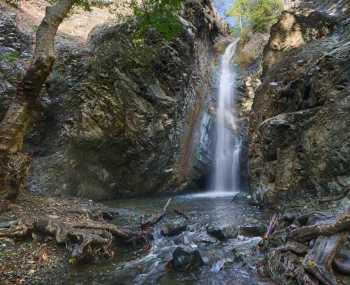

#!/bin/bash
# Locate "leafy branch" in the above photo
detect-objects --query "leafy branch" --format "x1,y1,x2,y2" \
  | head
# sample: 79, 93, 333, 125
228, 0, 284, 33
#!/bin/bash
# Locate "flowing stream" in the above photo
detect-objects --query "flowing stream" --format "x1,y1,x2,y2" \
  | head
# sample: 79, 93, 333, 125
66, 195, 272, 285
213, 40, 241, 193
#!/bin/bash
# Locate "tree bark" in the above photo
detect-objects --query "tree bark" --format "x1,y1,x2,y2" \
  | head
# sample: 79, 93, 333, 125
0, 0, 75, 200
303, 233, 347, 285
0, 217, 151, 262
288, 214, 350, 242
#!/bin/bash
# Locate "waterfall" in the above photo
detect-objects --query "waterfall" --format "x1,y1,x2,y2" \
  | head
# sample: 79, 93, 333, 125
212, 40, 241, 192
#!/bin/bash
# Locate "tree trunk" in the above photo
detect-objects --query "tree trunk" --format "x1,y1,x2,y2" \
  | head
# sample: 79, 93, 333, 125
0, 0, 75, 200
288, 214, 350, 242
303, 233, 347, 285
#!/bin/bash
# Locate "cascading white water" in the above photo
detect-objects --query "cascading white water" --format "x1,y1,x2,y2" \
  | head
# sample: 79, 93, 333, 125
213, 40, 241, 192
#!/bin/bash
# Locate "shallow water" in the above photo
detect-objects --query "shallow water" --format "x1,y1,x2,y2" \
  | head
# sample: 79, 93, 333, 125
66, 193, 273, 285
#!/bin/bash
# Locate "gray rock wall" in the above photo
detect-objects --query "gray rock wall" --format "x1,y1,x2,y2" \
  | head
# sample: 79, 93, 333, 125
248, 1, 350, 204
25, 0, 226, 199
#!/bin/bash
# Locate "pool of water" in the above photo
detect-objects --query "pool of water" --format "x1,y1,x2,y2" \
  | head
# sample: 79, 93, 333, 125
65, 193, 274, 285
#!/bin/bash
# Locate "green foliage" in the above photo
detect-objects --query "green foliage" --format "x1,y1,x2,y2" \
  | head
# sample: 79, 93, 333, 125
74, 0, 92, 11
4, 0, 19, 8
131, 0, 184, 41
0, 51, 20, 63
230, 26, 241, 37
228, 0, 283, 32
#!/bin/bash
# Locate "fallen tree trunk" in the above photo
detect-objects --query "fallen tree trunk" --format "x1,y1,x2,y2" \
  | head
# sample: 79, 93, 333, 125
289, 214, 350, 242
33, 219, 115, 262
0, 0, 75, 200
267, 249, 319, 285
334, 252, 350, 276
0, 217, 150, 262
303, 233, 347, 285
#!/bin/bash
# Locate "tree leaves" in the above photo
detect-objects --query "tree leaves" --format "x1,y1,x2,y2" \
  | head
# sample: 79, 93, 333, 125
228, 0, 283, 32
132, 0, 184, 41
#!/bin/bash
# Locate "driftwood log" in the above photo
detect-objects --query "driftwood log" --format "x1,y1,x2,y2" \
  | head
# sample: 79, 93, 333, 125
265, 212, 350, 285
289, 214, 350, 242
267, 249, 319, 285
303, 233, 347, 285
0, 218, 149, 263
0, 199, 181, 263
334, 252, 350, 276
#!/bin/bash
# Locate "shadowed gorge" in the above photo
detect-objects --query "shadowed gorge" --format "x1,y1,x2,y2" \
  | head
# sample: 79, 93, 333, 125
1, 0, 350, 284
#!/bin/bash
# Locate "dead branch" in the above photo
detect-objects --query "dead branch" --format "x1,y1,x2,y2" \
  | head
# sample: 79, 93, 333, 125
264, 213, 280, 240
174, 209, 190, 220
275, 241, 309, 256
289, 214, 350, 242
141, 198, 172, 230
70, 230, 114, 262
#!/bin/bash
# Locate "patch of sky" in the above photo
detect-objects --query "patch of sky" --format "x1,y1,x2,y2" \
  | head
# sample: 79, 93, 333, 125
213, 0, 237, 27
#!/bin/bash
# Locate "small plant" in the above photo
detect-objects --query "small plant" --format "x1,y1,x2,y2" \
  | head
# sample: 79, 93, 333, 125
4, 0, 19, 8
0, 51, 20, 63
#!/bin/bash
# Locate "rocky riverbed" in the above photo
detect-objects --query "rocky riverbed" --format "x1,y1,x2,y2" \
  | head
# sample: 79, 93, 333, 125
0, 191, 271, 284
3, 191, 350, 284
1, 0, 350, 284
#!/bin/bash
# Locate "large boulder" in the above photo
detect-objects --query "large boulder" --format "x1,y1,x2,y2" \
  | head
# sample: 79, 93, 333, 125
25, 0, 227, 199
167, 247, 204, 272
262, 10, 336, 74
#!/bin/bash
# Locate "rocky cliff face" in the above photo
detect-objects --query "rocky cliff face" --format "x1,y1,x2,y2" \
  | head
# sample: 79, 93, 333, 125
11, 0, 226, 199
248, 0, 350, 204
0, 5, 31, 121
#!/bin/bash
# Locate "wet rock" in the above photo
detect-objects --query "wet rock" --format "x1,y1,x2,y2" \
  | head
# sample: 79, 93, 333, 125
210, 259, 227, 273
160, 223, 187, 237
206, 226, 226, 241
167, 247, 204, 272
232, 248, 245, 263
239, 224, 266, 237
231, 192, 250, 202
281, 213, 297, 224
100, 208, 119, 221
0, 219, 17, 229
206, 225, 239, 241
